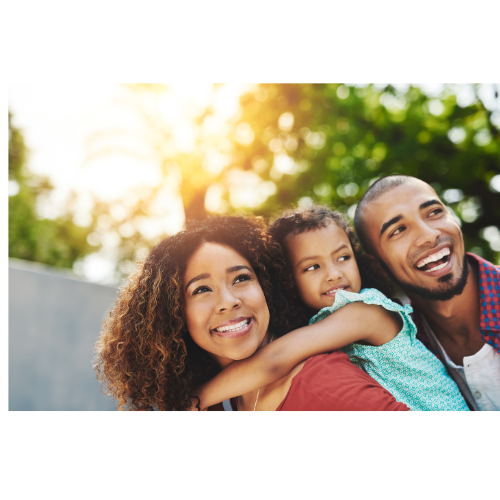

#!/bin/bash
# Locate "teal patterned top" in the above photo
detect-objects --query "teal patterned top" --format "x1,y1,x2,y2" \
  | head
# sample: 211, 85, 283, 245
309, 288, 469, 411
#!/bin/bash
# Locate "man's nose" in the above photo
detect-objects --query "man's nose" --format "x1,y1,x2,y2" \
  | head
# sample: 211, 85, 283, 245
217, 286, 242, 312
414, 219, 441, 247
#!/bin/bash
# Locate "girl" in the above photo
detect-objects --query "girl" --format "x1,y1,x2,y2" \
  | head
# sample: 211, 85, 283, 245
192, 206, 469, 411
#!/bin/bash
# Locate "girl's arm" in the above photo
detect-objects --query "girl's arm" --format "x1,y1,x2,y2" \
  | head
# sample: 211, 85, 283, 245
193, 302, 402, 410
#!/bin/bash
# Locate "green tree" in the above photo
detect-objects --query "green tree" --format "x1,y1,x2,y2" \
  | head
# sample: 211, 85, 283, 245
225, 84, 500, 263
9, 112, 97, 269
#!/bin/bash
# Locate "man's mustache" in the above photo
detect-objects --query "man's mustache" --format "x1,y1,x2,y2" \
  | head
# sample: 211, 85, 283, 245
408, 236, 456, 267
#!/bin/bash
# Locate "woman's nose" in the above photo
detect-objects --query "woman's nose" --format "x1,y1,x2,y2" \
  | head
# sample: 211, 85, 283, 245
217, 287, 242, 312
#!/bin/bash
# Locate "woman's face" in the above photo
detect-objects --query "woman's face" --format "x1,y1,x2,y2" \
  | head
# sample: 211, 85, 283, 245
183, 242, 270, 367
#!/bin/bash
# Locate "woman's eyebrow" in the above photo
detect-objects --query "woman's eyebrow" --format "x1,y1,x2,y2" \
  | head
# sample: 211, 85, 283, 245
226, 265, 252, 274
185, 273, 210, 291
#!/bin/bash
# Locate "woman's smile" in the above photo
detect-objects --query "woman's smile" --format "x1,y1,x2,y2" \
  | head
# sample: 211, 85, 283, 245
212, 317, 254, 338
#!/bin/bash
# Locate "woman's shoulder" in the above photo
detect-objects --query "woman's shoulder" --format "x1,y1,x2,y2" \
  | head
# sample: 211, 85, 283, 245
276, 351, 409, 411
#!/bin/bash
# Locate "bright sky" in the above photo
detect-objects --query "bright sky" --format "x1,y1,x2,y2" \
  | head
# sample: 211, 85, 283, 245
9, 83, 250, 210
8, 83, 499, 283
8, 83, 253, 283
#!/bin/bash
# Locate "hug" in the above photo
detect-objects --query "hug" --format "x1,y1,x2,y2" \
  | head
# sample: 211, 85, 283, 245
94, 175, 500, 411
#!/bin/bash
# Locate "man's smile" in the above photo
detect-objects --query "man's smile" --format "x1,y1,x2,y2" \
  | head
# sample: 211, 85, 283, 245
415, 245, 452, 273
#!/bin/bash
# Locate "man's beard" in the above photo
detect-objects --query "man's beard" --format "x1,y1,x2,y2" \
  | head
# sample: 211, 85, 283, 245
380, 252, 469, 302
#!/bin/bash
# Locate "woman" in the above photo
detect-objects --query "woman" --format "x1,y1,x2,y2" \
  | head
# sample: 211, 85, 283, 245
94, 216, 407, 411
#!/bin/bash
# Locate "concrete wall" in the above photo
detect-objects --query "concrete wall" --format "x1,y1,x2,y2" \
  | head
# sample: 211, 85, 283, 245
9, 259, 119, 411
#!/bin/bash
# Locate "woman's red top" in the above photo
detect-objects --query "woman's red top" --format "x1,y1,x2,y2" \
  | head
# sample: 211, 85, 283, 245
275, 351, 409, 411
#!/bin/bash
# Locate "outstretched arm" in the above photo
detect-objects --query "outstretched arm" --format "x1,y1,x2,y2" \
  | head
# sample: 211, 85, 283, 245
193, 302, 402, 410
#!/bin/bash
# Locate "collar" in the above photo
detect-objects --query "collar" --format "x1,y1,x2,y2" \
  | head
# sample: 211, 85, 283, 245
467, 252, 500, 332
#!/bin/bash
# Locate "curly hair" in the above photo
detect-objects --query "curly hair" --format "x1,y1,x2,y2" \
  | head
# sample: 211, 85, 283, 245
93, 215, 301, 411
268, 205, 396, 301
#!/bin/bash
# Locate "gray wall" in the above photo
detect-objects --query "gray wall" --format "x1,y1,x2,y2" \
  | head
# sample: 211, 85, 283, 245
9, 259, 119, 411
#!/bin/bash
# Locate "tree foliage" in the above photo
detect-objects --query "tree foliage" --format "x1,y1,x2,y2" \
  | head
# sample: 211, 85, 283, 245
226, 84, 500, 263
8, 112, 97, 269
9, 84, 500, 279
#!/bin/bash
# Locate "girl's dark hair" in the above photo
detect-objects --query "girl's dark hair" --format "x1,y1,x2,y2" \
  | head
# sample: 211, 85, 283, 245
93, 215, 301, 411
268, 205, 396, 301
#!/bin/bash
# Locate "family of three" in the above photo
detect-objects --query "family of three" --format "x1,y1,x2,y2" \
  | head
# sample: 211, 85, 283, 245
94, 175, 500, 411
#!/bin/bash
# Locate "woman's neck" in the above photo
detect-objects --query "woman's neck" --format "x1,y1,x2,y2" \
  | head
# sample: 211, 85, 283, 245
235, 331, 274, 411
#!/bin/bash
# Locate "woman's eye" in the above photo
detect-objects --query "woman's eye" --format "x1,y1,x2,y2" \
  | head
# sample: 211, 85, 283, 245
338, 255, 351, 262
193, 286, 210, 296
234, 273, 251, 284
305, 264, 319, 272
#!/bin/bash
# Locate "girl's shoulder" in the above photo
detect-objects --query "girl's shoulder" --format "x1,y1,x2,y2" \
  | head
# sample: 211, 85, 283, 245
310, 288, 413, 325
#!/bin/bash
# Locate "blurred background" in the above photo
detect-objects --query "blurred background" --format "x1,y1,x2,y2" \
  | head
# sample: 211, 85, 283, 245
8, 83, 500, 410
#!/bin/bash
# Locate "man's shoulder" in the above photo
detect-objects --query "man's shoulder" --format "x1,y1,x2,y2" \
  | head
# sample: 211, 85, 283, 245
467, 252, 500, 275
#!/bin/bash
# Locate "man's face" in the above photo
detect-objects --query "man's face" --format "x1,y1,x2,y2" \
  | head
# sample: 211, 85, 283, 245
363, 180, 468, 301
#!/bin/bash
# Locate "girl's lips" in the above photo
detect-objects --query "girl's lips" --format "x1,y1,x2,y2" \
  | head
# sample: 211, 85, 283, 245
211, 318, 254, 339
323, 285, 348, 296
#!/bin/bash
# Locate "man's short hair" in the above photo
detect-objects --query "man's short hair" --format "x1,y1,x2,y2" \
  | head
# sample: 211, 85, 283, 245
354, 175, 415, 255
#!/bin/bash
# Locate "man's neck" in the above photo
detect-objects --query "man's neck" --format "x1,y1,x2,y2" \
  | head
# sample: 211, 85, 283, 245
407, 258, 483, 364
409, 259, 479, 332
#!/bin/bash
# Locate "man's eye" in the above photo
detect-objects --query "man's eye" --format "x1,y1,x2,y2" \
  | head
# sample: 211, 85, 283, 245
193, 286, 210, 296
234, 273, 251, 284
305, 264, 319, 272
338, 255, 351, 262
429, 208, 443, 217
390, 226, 405, 237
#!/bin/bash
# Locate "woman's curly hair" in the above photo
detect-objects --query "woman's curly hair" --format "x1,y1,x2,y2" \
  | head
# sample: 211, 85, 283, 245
93, 215, 302, 411
268, 205, 396, 303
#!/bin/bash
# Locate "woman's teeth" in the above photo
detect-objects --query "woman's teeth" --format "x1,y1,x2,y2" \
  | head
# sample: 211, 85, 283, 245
214, 319, 250, 333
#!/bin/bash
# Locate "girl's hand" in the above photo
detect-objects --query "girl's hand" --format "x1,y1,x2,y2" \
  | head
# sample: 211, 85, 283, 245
188, 396, 203, 411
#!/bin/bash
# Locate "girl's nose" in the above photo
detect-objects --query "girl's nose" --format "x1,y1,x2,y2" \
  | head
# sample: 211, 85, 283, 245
326, 264, 342, 282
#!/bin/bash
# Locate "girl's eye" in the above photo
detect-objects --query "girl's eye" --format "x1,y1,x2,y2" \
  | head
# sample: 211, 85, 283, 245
193, 285, 211, 296
234, 273, 251, 284
429, 208, 443, 217
338, 255, 351, 262
305, 264, 319, 272
390, 226, 405, 237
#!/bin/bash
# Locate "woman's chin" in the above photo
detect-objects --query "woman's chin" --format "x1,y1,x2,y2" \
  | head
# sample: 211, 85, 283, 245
220, 336, 265, 363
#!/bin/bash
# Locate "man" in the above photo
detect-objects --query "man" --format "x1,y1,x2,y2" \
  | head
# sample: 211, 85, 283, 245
354, 175, 500, 410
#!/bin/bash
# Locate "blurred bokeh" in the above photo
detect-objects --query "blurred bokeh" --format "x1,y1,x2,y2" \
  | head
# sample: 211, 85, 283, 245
9, 83, 500, 285
8, 83, 500, 409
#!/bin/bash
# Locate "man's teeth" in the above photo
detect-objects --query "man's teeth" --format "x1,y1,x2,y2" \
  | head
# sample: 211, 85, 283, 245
423, 261, 448, 272
214, 319, 249, 333
416, 248, 450, 268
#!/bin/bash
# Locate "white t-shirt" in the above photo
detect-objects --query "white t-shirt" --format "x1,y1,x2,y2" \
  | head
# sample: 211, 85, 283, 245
421, 315, 500, 411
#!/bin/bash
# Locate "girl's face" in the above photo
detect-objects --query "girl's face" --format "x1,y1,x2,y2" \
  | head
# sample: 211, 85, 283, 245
285, 222, 362, 312
183, 242, 270, 368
